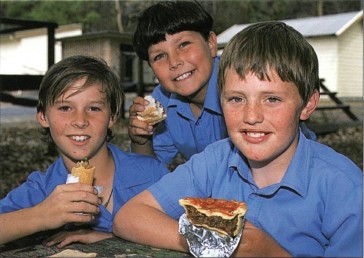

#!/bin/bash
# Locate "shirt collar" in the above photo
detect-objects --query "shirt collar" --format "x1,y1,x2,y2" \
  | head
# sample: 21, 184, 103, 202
108, 144, 153, 188
227, 130, 310, 197
279, 130, 310, 197
203, 56, 222, 114
166, 56, 222, 115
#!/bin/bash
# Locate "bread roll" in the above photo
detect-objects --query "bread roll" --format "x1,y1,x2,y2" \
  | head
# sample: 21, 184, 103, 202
137, 95, 167, 125
71, 160, 95, 185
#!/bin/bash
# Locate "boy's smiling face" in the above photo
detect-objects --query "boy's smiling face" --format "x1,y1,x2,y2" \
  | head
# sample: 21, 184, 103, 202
148, 31, 217, 99
221, 69, 317, 168
37, 77, 115, 164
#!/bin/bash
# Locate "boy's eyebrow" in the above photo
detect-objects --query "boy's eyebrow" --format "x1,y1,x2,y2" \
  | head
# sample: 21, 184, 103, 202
53, 99, 69, 104
53, 99, 107, 105
90, 100, 107, 105
222, 88, 290, 95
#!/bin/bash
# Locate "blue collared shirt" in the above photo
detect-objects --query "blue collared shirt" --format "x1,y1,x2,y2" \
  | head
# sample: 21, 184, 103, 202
149, 131, 363, 257
0, 144, 168, 232
152, 57, 228, 165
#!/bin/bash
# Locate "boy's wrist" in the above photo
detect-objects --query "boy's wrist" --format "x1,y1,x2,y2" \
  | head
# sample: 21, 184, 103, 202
130, 138, 150, 145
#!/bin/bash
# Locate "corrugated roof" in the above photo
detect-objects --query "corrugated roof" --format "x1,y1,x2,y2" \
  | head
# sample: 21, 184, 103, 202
217, 10, 363, 46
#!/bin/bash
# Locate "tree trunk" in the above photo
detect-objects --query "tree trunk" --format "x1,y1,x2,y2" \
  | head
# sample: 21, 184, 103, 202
114, 0, 123, 32
317, 0, 323, 16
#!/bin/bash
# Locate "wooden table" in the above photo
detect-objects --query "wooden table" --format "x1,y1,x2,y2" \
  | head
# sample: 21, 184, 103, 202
0, 236, 190, 257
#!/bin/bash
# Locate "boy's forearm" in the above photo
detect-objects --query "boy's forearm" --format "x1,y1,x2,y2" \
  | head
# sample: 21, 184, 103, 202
113, 193, 189, 253
0, 207, 45, 244
233, 221, 292, 257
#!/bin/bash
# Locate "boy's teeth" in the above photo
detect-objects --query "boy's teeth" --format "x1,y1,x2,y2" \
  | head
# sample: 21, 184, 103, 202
176, 72, 191, 81
247, 132, 265, 138
73, 136, 88, 142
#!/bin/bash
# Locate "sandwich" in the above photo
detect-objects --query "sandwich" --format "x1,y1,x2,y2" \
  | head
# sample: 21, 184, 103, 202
71, 159, 95, 185
137, 95, 166, 125
179, 197, 247, 237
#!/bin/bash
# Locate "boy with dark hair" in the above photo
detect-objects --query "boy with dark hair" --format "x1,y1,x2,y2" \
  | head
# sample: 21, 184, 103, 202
113, 22, 362, 257
0, 55, 169, 247
128, 0, 316, 168
128, 0, 226, 166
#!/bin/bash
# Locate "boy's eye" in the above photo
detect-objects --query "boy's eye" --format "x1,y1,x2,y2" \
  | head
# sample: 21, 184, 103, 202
267, 97, 280, 103
152, 53, 165, 62
229, 96, 243, 103
179, 41, 190, 48
58, 106, 71, 111
90, 106, 102, 112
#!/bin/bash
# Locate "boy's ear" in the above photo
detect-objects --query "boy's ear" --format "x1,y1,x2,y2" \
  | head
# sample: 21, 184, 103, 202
108, 115, 117, 129
208, 32, 218, 58
300, 90, 320, 121
37, 112, 49, 128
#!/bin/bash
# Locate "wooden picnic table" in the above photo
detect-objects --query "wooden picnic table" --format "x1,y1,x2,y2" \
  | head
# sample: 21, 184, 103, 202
0, 235, 190, 257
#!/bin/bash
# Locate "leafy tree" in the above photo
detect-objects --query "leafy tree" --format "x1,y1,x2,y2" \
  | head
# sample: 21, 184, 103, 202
0, 0, 361, 34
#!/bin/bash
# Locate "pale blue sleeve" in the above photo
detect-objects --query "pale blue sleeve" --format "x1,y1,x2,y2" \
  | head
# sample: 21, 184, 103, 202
0, 171, 48, 213
152, 86, 179, 165
323, 178, 363, 257
148, 149, 214, 219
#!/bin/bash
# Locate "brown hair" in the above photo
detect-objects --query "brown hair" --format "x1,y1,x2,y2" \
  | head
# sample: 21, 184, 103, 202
218, 21, 319, 105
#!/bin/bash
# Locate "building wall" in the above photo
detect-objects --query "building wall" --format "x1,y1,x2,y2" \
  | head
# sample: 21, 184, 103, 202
1, 33, 51, 74
0, 24, 82, 75
62, 38, 121, 79
307, 37, 339, 94
337, 22, 363, 97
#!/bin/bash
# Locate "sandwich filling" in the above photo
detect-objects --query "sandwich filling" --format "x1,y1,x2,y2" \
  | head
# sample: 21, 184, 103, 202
137, 95, 166, 125
71, 159, 95, 185
179, 197, 247, 237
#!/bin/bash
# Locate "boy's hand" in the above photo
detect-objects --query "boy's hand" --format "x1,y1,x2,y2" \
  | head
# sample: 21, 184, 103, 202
44, 229, 112, 248
128, 96, 154, 145
234, 220, 291, 257
37, 183, 100, 231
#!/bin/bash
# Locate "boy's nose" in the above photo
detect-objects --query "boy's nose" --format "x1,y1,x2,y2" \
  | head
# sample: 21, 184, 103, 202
72, 112, 89, 128
169, 55, 183, 70
243, 103, 264, 124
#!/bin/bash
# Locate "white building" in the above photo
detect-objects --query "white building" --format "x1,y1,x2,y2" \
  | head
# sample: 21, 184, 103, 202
0, 23, 82, 75
217, 11, 363, 98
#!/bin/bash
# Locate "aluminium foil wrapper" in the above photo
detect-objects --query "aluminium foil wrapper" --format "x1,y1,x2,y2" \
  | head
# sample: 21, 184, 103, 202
178, 213, 244, 257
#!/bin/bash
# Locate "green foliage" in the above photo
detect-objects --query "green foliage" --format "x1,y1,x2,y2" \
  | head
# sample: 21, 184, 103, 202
1, 0, 114, 31
1, 0, 361, 34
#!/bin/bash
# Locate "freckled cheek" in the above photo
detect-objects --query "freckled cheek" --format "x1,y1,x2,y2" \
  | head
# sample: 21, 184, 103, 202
271, 113, 297, 133
49, 120, 69, 135
223, 111, 241, 128
151, 65, 168, 79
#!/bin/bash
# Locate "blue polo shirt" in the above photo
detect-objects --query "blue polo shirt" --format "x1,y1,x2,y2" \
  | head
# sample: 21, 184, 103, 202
0, 144, 168, 233
152, 57, 227, 165
149, 131, 363, 257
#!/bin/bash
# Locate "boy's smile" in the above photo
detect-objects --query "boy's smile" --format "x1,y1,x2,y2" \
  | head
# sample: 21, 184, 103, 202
148, 31, 217, 99
221, 69, 313, 174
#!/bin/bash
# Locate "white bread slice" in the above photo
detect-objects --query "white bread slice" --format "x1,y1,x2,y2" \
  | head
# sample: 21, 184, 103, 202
137, 95, 166, 125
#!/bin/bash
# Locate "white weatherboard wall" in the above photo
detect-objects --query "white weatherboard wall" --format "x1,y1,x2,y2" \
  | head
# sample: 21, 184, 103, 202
307, 37, 339, 93
0, 24, 82, 75
337, 21, 363, 97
